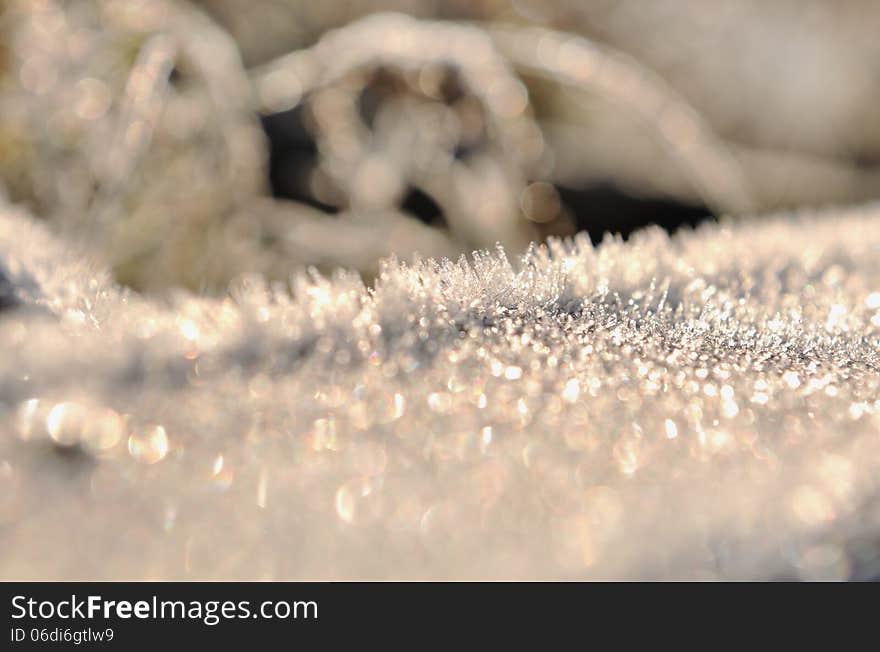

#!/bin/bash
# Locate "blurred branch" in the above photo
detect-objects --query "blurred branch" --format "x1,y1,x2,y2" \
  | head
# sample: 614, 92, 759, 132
487, 23, 756, 216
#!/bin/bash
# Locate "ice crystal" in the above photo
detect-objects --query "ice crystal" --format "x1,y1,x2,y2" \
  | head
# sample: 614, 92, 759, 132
2, 201, 880, 580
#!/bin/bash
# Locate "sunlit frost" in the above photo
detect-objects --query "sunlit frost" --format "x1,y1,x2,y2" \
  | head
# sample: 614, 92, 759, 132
2, 202, 880, 579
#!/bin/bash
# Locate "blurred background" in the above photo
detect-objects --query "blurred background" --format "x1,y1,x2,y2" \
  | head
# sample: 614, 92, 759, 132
2, 0, 879, 293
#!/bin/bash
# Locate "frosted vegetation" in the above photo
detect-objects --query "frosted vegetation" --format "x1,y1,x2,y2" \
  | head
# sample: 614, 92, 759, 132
2, 202, 880, 579
2, 2, 880, 580
0, 6, 764, 292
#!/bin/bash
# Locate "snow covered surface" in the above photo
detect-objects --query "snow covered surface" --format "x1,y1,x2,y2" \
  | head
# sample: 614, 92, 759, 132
2, 201, 880, 580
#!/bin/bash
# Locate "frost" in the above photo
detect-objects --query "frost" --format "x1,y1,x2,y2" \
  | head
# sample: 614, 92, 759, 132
2, 201, 880, 580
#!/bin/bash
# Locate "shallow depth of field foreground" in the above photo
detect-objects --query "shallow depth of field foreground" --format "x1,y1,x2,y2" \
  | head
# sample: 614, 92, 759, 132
3, 202, 880, 579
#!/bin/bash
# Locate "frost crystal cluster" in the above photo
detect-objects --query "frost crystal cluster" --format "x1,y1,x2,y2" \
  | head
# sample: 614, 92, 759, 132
2, 201, 880, 580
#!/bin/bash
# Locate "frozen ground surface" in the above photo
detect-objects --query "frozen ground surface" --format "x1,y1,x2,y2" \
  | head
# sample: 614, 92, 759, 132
2, 201, 880, 580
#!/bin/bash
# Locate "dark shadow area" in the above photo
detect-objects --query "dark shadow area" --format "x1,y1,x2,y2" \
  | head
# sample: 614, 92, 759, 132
557, 184, 713, 243
260, 106, 337, 214
401, 187, 445, 226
